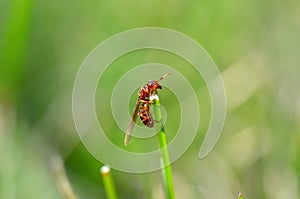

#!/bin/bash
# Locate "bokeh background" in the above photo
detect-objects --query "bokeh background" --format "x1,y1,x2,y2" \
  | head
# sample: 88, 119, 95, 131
1, 0, 300, 198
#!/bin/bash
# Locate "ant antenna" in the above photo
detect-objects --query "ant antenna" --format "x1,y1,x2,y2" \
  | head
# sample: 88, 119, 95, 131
159, 72, 172, 81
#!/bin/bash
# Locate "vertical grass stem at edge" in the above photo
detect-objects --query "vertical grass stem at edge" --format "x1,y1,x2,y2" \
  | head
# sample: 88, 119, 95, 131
49, 155, 78, 199
100, 165, 118, 199
151, 94, 175, 199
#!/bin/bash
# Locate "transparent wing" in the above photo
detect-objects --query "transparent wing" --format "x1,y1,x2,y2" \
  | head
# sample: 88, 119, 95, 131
124, 100, 141, 146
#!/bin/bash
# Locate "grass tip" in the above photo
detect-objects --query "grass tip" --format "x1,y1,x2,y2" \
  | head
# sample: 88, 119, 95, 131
101, 165, 111, 175
238, 192, 243, 199
150, 94, 159, 101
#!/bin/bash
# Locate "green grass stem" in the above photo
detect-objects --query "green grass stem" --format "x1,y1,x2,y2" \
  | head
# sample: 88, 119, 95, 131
100, 165, 118, 199
152, 94, 175, 199
1, 0, 32, 93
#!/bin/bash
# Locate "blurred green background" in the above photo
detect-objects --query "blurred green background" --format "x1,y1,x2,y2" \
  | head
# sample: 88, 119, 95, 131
1, 0, 300, 198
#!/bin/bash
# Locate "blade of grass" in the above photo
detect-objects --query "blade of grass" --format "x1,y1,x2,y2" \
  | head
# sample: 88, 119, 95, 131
238, 192, 244, 199
0, 0, 32, 95
100, 165, 118, 199
151, 94, 175, 199
49, 155, 78, 199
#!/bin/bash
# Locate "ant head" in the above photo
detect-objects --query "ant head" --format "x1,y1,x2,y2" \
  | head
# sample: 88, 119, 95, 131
146, 72, 171, 91
147, 80, 162, 90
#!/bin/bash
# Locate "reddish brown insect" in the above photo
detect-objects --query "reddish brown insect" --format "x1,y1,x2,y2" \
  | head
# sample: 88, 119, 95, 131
124, 72, 171, 145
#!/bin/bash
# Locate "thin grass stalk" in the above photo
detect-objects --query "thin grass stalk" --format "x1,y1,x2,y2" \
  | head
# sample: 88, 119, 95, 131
151, 94, 175, 199
237, 192, 243, 199
100, 165, 118, 199
49, 155, 78, 199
